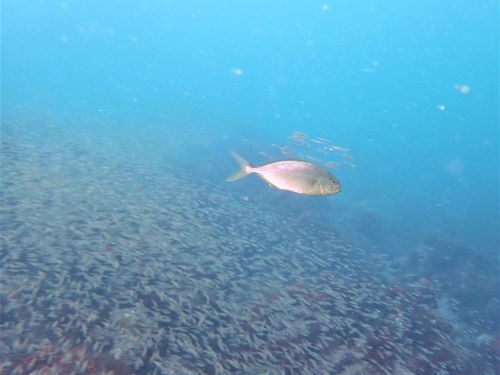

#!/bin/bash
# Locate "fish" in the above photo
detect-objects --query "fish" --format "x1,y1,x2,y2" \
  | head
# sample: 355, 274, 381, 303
305, 155, 323, 163
289, 131, 308, 139
310, 137, 330, 144
279, 146, 293, 154
258, 151, 273, 159
325, 161, 341, 169
288, 131, 309, 143
328, 145, 349, 152
226, 151, 341, 195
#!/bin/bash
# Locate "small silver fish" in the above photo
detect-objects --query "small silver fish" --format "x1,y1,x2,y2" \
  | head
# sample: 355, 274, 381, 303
226, 152, 341, 195
310, 137, 330, 144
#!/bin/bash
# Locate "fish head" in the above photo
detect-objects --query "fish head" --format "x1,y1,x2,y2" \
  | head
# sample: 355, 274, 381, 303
317, 174, 341, 195
327, 175, 342, 194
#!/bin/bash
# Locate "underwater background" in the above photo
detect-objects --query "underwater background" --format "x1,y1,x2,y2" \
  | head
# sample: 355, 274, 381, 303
1, 1, 499, 374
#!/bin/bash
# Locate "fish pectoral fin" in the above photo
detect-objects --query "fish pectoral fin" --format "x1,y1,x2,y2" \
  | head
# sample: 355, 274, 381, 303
314, 179, 324, 194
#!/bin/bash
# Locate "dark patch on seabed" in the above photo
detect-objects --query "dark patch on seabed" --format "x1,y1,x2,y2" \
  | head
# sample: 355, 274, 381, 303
1, 112, 498, 374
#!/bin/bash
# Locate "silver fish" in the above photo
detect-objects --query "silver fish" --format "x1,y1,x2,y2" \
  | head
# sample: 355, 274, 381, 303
226, 152, 341, 195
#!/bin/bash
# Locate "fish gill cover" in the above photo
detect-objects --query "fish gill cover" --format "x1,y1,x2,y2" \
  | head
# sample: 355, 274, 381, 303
1, 1, 499, 374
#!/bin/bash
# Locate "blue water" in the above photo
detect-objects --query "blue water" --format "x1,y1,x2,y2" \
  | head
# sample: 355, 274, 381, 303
1, 1, 499, 374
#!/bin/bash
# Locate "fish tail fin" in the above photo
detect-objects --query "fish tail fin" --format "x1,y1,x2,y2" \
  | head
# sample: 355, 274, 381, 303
226, 151, 253, 182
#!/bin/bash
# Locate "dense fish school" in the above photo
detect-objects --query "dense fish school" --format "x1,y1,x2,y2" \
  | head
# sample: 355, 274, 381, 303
0, 112, 497, 374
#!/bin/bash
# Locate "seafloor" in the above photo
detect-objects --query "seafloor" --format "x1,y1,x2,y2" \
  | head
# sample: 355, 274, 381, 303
0, 110, 498, 374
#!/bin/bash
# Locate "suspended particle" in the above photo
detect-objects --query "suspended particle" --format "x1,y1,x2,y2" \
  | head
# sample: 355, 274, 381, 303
454, 84, 470, 94
447, 159, 464, 174
232, 68, 243, 76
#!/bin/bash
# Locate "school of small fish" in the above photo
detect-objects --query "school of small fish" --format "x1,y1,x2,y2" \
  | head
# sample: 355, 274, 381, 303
0, 113, 493, 374
279, 131, 356, 170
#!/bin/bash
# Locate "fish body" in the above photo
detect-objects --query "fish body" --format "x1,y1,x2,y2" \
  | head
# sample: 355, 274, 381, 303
226, 152, 341, 195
